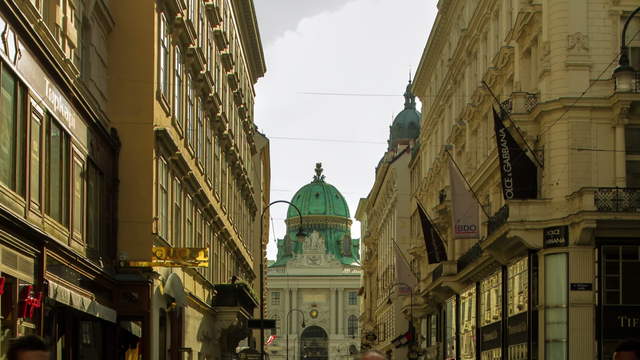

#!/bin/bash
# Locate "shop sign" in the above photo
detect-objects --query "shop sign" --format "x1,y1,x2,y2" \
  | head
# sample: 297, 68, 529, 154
0, 277, 5, 295
507, 312, 528, 345
127, 247, 209, 267
19, 285, 43, 319
602, 306, 640, 339
480, 321, 502, 350
543, 226, 568, 248
0, 13, 88, 147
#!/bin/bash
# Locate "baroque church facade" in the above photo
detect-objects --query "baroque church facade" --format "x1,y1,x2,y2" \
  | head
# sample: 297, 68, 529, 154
266, 164, 362, 359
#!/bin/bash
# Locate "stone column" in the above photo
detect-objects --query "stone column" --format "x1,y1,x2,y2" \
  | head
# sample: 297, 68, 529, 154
284, 288, 290, 335
292, 288, 299, 331
330, 288, 336, 335
338, 288, 344, 335
615, 116, 628, 187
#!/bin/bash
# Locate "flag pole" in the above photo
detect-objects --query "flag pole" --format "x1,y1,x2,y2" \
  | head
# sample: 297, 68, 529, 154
445, 150, 491, 219
481, 80, 544, 168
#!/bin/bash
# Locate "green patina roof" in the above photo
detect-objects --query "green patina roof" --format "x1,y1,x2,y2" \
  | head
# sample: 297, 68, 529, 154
388, 80, 420, 149
287, 163, 350, 219
270, 164, 360, 267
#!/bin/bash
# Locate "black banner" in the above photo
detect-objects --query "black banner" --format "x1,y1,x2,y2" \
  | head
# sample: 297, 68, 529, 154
602, 306, 640, 339
480, 321, 502, 350
417, 203, 448, 264
543, 226, 569, 248
507, 312, 528, 345
493, 109, 538, 200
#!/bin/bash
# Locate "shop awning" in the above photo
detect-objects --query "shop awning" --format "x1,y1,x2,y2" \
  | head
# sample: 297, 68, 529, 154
48, 281, 117, 323
120, 321, 142, 338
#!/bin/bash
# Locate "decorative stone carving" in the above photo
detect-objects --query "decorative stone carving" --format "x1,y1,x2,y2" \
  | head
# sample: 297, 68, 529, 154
567, 32, 589, 53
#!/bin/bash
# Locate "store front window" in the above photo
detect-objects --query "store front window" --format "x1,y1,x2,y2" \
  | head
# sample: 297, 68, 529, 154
445, 296, 456, 360
460, 286, 476, 360
480, 270, 502, 360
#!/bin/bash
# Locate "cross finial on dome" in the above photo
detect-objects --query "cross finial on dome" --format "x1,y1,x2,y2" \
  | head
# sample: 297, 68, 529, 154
313, 162, 325, 182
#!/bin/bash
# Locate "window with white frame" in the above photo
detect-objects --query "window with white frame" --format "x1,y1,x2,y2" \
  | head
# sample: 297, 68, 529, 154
172, 177, 182, 246
158, 157, 169, 240
271, 291, 280, 305
348, 315, 358, 336
186, 75, 195, 151
348, 291, 357, 305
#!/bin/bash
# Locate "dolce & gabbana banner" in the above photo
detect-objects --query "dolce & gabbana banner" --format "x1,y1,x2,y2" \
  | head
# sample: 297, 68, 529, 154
492, 109, 538, 200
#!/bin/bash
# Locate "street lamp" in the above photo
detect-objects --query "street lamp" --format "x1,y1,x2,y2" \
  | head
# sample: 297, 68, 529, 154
614, 6, 640, 92
286, 308, 306, 360
260, 200, 306, 360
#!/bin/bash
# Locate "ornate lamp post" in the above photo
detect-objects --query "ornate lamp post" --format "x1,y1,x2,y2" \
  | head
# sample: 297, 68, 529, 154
614, 6, 640, 92
260, 201, 306, 360
286, 308, 306, 360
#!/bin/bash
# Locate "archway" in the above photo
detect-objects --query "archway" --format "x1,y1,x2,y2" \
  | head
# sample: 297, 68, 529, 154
299, 326, 328, 360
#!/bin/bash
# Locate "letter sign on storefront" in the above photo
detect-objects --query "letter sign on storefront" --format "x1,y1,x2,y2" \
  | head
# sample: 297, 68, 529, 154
543, 226, 569, 248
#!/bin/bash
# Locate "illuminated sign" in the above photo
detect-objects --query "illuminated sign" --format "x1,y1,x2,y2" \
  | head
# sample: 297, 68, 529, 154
126, 247, 209, 267
19, 285, 42, 319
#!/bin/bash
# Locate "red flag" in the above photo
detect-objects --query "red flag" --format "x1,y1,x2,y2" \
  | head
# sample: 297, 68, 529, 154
266, 335, 277, 346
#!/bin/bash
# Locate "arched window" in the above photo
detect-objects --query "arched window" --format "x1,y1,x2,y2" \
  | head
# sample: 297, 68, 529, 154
347, 315, 358, 336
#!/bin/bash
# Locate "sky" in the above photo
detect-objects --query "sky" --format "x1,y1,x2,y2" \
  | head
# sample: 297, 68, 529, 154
252, 0, 438, 259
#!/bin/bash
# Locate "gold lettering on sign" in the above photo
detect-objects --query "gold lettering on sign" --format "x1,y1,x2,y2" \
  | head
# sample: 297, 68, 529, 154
618, 316, 640, 328
126, 247, 209, 267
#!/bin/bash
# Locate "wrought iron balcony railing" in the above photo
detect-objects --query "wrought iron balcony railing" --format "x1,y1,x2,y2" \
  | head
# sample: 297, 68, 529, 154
487, 204, 509, 235
595, 187, 640, 212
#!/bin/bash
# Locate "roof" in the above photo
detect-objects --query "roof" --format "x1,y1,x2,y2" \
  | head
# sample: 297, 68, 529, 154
287, 163, 350, 219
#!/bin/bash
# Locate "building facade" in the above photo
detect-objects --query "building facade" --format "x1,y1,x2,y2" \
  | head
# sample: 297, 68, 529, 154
408, 1, 640, 360
266, 164, 361, 360
356, 81, 422, 359
0, 0, 130, 358
108, 0, 267, 358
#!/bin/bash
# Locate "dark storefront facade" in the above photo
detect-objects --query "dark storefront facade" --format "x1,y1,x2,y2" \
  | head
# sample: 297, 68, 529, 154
0, 2, 141, 358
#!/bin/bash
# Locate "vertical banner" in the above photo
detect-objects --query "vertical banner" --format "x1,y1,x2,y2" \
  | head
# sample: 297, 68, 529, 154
394, 244, 418, 295
417, 203, 448, 264
448, 158, 480, 239
492, 109, 538, 200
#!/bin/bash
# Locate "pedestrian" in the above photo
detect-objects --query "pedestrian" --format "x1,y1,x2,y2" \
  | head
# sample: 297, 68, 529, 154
614, 339, 640, 360
360, 349, 387, 360
6, 335, 49, 360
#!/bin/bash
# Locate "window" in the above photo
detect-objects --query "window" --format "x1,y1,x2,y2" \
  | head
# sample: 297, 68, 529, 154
195, 209, 203, 248
72, 154, 85, 241
508, 257, 528, 316
348, 291, 357, 305
198, 1, 205, 49
459, 286, 476, 360
173, 178, 182, 246
602, 246, 640, 304
347, 315, 358, 336
158, 157, 169, 239
185, 195, 193, 247
159, 13, 170, 101
46, 117, 69, 225
445, 296, 456, 359
272, 314, 279, 336
174, 46, 183, 129
0, 65, 26, 195
197, 98, 204, 168
271, 291, 280, 305
214, 135, 221, 194
206, 117, 212, 183
29, 104, 43, 206
480, 270, 502, 326
545, 253, 568, 360
427, 313, 438, 347
207, 27, 214, 74
186, 75, 195, 151
86, 162, 102, 253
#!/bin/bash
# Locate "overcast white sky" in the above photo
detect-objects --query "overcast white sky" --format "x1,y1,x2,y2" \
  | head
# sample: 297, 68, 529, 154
253, 0, 438, 259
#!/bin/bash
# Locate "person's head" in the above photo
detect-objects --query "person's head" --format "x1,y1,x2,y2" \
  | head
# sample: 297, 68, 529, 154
614, 339, 640, 360
361, 349, 387, 360
7, 335, 49, 360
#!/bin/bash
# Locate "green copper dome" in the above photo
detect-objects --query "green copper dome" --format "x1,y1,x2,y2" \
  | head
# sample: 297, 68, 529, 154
286, 163, 350, 219
389, 79, 421, 149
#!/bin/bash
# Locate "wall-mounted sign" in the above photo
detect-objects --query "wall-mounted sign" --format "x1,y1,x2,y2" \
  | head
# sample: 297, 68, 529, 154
602, 306, 640, 339
570, 283, 592, 291
543, 226, 568, 248
126, 247, 209, 267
